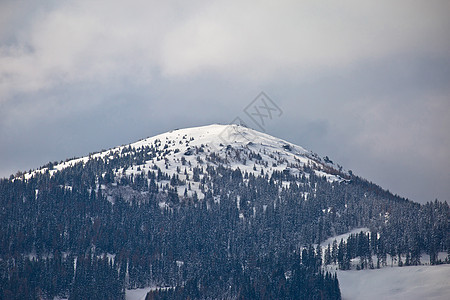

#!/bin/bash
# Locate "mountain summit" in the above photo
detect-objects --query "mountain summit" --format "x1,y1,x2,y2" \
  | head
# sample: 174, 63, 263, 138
25, 124, 345, 199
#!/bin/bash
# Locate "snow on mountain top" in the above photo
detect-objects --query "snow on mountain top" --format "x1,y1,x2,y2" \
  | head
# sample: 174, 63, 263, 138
132, 124, 309, 155
23, 124, 344, 189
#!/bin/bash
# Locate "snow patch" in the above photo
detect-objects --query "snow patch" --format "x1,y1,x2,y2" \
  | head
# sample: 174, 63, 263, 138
338, 264, 450, 300
320, 227, 369, 248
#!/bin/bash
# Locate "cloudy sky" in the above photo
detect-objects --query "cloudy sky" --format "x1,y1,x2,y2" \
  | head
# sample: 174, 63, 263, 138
1, 0, 449, 204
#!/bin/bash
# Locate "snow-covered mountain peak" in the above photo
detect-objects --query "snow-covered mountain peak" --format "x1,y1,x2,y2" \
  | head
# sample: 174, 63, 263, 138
23, 124, 345, 197
132, 124, 308, 156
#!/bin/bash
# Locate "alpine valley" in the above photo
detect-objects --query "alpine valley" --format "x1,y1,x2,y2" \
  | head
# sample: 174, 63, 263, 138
1, 124, 448, 299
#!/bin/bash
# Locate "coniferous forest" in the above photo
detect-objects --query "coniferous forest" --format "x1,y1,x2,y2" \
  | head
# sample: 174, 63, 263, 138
0, 129, 448, 299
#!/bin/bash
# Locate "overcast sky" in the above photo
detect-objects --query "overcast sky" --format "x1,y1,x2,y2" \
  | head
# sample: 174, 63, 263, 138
1, 0, 449, 204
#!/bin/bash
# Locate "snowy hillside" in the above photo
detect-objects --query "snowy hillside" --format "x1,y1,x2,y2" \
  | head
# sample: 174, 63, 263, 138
23, 124, 346, 200
320, 229, 450, 300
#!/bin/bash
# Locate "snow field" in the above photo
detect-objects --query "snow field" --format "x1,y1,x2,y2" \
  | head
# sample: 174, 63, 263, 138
337, 264, 450, 300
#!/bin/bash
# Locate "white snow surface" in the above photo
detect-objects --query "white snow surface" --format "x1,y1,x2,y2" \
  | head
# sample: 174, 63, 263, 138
338, 264, 450, 300
125, 287, 153, 300
126, 287, 174, 300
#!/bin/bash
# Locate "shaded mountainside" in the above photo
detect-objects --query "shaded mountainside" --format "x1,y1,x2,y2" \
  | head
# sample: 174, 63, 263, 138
0, 124, 448, 299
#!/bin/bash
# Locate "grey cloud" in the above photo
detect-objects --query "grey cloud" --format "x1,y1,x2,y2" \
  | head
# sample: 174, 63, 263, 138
2, 0, 449, 101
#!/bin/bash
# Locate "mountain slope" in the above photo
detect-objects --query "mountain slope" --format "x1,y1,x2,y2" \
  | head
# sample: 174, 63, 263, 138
1, 124, 448, 299
25, 124, 339, 180
24, 124, 345, 199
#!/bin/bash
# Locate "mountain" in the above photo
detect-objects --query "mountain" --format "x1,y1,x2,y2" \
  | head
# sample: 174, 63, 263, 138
1, 124, 448, 299
25, 124, 345, 200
